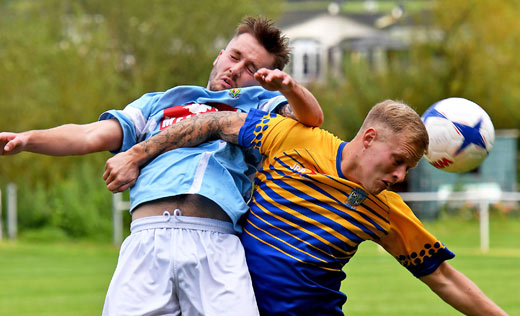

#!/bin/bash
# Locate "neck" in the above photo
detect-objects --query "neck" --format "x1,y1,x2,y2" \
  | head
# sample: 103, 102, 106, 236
340, 141, 361, 183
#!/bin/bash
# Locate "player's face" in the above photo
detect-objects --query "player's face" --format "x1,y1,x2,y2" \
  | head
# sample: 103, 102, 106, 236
359, 130, 418, 195
207, 33, 276, 91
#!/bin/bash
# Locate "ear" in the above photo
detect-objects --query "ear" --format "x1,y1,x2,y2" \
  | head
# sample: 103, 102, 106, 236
362, 128, 377, 149
213, 50, 224, 66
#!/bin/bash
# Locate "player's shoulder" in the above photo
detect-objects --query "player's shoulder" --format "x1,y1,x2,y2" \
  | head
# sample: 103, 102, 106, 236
377, 190, 407, 209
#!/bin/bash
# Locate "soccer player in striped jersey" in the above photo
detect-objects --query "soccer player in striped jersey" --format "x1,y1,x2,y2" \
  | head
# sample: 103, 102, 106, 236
105, 100, 508, 316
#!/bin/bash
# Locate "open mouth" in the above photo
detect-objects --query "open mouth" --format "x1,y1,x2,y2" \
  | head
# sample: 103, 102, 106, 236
222, 78, 233, 88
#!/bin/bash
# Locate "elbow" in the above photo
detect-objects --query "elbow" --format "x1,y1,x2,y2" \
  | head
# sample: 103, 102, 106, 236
301, 110, 324, 127
306, 102, 324, 127
313, 111, 324, 127
83, 132, 120, 154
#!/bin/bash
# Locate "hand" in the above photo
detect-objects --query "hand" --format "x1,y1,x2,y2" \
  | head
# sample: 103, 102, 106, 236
254, 68, 295, 92
103, 151, 140, 193
0, 132, 28, 155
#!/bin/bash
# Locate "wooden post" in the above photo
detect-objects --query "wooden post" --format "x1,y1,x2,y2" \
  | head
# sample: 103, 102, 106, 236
7, 183, 17, 240
113, 193, 123, 246
0, 189, 3, 241
479, 200, 490, 253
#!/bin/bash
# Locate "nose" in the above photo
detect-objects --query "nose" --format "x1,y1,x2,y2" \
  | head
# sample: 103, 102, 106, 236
229, 62, 245, 78
392, 166, 407, 183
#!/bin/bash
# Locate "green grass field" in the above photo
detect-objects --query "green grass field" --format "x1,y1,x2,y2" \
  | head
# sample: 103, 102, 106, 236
342, 217, 520, 315
0, 242, 118, 316
0, 217, 518, 315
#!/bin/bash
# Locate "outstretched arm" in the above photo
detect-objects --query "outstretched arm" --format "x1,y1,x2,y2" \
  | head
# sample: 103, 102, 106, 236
104, 112, 246, 192
254, 68, 323, 127
0, 119, 122, 156
420, 262, 508, 316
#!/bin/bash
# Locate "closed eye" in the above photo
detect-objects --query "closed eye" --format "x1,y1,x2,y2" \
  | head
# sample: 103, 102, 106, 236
393, 157, 404, 166
393, 156, 414, 173
246, 64, 256, 74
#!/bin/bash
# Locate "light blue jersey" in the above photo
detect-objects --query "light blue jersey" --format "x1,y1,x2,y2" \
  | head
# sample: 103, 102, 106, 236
99, 85, 287, 232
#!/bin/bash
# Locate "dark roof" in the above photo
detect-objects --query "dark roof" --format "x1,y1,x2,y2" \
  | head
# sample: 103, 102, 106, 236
277, 8, 432, 30
278, 9, 390, 29
276, 10, 327, 29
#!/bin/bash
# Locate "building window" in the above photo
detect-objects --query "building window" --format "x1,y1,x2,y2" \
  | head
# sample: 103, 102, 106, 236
290, 39, 321, 82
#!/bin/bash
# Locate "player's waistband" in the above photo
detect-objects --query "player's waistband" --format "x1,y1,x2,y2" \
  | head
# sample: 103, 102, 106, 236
131, 209, 235, 234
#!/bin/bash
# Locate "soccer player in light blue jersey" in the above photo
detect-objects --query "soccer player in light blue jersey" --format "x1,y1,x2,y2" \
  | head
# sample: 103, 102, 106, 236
0, 16, 323, 316
105, 100, 508, 316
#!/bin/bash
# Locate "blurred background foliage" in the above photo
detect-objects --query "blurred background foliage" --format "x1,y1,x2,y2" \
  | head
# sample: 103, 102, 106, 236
314, 0, 520, 140
0, 0, 282, 240
1, 0, 519, 240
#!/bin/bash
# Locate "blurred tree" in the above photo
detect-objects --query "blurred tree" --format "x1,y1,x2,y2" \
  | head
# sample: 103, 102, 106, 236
314, 0, 520, 140
0, 0, 282, 239
427, 0, 520, 129
0, 0, 282, 183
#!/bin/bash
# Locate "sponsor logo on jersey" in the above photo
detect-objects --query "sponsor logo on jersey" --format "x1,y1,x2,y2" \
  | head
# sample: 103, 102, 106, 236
290, 163, 316, 176
160, 103, 236, 130
229, 88, 241, 98
346, 187, 368, 207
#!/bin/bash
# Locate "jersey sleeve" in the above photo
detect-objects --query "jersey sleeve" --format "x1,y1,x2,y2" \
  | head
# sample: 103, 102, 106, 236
238, 109, 340, 167
238, 109, 312, 157
378, 192, 455, 277
239, 109, 277, 149
258, 95, 288, 113
98, 92, 163, 153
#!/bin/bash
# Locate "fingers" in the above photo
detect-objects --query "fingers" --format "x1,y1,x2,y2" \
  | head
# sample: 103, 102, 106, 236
113, 180, 136, 193
255, 68, 270, 77
104, 165, 123, 193
104, 167, 135, 193
255, 68, 281, 81
3, 141, 12, 153
0, 133, 19, 155
104, 155, 139, 193
255, 69, 294, 91
103, 164, 110, 181
106, 177, 136, 193
255, 70, 280, 90
254, 70, 268, 84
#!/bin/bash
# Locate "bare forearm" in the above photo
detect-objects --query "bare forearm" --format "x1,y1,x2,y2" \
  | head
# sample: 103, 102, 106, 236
280, 83, 323, 127
253, 68, 323, 127
126, 112, 246, 167
421, 262, 508, 316
1, 120, 122, 156
23, 125, 89, 155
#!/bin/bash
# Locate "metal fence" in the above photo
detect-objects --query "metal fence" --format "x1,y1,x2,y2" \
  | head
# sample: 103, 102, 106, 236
400, 191, 520, 252
112, 190, 520, 248
4, 184, 518, 247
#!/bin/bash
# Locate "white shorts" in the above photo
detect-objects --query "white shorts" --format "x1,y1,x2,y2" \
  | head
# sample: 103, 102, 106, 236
102, 211, 259, 316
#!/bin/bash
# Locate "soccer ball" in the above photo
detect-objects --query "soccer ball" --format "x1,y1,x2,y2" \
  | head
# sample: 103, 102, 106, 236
421, 97, 495, 173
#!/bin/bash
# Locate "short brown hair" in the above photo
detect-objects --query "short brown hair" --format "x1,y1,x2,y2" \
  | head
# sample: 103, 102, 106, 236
360, 99, 429, 162
235, 16, 290, 70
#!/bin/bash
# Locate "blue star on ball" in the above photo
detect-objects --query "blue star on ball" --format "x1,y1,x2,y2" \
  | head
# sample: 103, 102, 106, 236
422, 107, 446, 123
422, 106, 488, 155
453, 119, 487, 155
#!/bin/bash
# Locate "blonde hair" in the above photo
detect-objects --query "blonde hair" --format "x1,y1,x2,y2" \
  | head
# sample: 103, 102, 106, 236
360, 99, 428, 162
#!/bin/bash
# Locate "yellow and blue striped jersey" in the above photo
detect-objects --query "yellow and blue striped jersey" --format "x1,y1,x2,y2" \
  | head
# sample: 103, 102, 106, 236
237, 109, 455, 315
